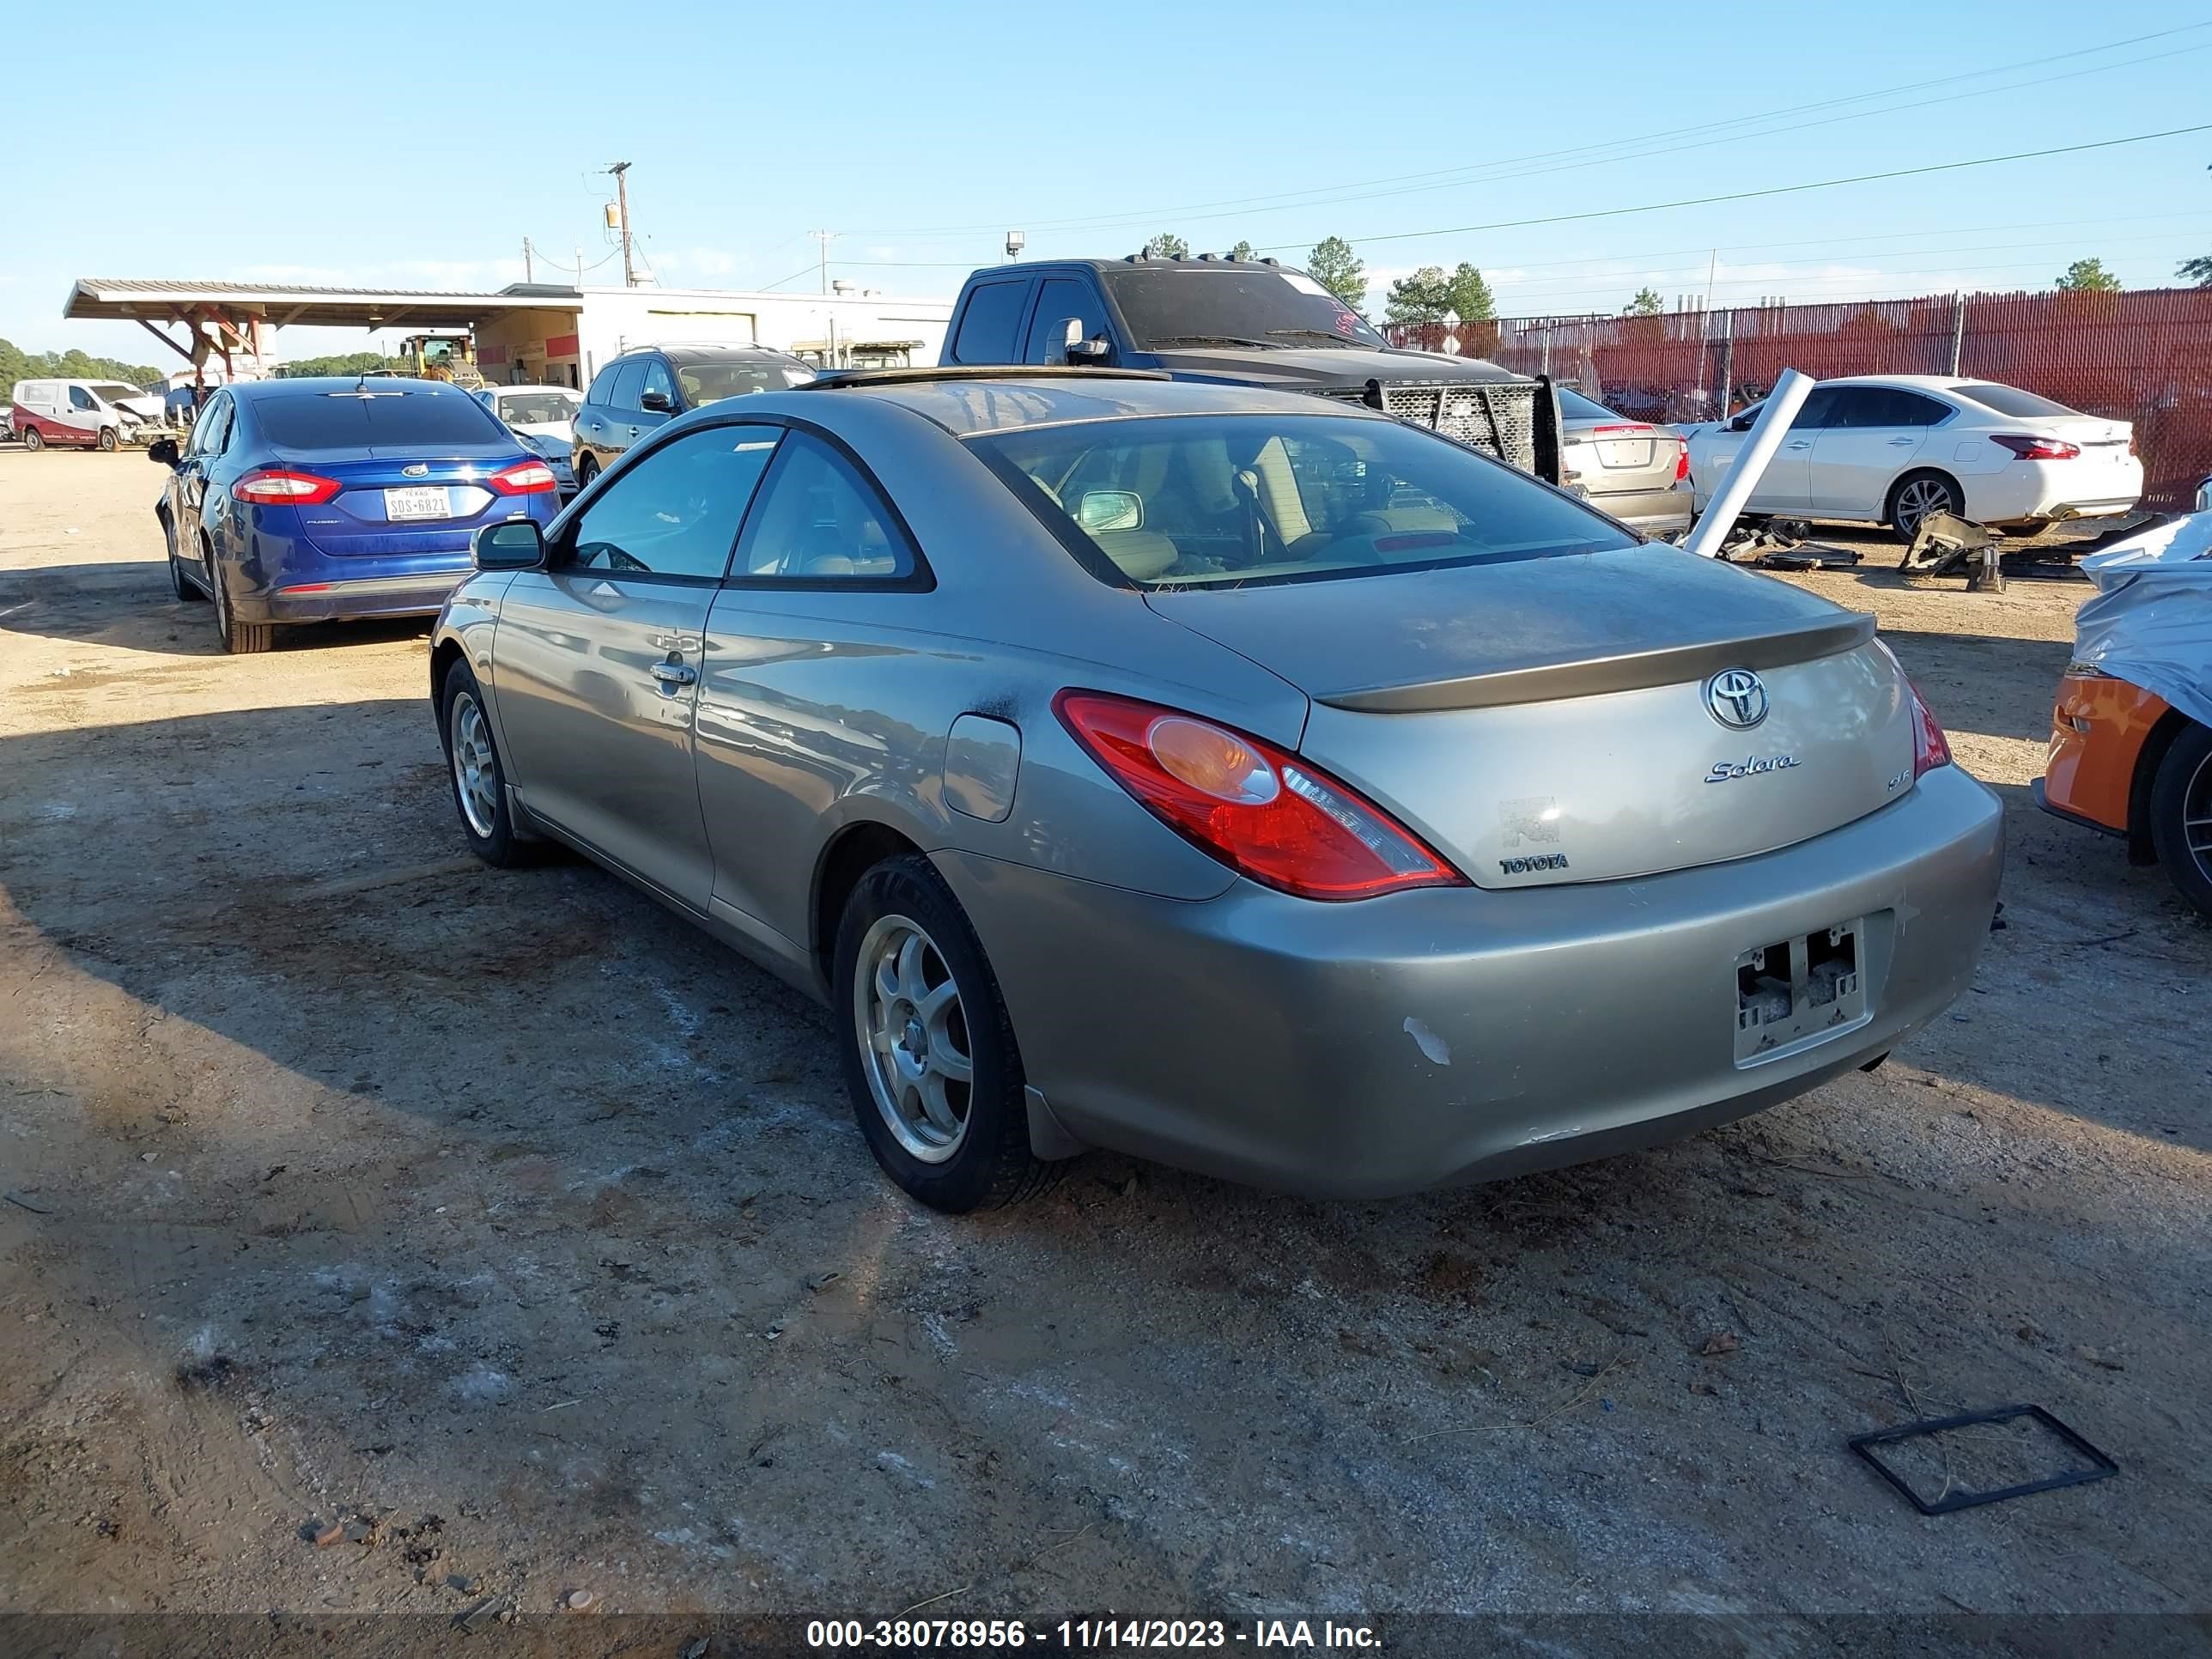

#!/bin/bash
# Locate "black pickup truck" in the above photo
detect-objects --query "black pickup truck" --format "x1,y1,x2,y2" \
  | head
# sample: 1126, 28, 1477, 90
938, 254, 1562, 483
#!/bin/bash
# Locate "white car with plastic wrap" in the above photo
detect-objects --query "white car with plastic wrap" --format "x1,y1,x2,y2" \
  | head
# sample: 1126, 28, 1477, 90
1686, 375, 2142, 541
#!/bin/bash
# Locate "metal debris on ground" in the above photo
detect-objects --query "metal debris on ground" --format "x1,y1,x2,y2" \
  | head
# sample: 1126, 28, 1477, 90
1849, 1403, 2118, 1516
1706, 518, 1864, 571
1902, 512, 2009, 592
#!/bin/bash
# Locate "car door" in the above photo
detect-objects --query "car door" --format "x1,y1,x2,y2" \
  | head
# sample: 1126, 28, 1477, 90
491, 422, 782, 908
1806, 386, 1947, 517
1023, 276, 1113, 366
574, 362, 623, 471
172, 392, 234, 576
693, 428, 934, 953
636, 355, 681, 430
945, 277, 1034, 365
1730, 386, 1834, 514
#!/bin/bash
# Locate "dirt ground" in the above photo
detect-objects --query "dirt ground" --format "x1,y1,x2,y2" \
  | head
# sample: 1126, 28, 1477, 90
1, 450, 2206, 1650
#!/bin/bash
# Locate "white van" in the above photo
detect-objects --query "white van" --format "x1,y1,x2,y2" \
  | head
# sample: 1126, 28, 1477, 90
9, 379, 157, 452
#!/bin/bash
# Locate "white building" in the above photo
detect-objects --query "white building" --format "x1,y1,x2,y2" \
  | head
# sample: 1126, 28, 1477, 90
63, 277, 956, 394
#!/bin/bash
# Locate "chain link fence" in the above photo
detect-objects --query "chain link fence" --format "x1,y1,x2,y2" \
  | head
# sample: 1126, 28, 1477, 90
1389, 287, 2212, 511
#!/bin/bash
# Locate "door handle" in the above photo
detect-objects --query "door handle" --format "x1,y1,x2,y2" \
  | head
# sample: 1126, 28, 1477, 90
1887, 437, 1917, 446
649, 660, 698, 689
1784, 441, 1810, 450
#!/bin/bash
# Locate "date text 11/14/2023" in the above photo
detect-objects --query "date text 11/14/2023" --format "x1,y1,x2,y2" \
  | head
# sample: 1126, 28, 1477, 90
805, 1617, 1382, 1649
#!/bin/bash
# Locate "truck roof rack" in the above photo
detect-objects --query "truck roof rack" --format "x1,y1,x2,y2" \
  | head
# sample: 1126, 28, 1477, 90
803, 365, 1172, 389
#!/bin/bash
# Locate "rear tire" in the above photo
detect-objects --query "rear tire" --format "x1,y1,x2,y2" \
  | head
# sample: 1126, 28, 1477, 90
2147, 721, 2212, 920
21, 426, 42, 453
440, 659, 531, 868
1888, 470, 1964, 544
574, 454, 599, 492
835, 854, 1055, 1212
207, 545, 274, 653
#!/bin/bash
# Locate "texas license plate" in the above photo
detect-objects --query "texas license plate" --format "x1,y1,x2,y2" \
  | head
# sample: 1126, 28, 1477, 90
385, 485, 451, 520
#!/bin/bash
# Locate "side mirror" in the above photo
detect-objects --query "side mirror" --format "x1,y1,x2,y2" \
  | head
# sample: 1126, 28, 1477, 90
1061, 319, 1110, 366
638, 389, 675, 414
1075, 489, 1143, 532
473, 519, 546, 570
147, 438, 180, 467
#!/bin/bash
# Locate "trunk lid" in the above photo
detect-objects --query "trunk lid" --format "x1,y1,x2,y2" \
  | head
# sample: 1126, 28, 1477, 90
279, 443, 528, 558
1146, 548, 1916, 889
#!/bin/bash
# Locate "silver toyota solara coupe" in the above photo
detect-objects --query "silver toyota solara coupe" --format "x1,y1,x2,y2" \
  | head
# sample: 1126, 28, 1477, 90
431, 368, 2003, 1212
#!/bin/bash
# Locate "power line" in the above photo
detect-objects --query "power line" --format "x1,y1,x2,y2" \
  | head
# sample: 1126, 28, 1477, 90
845, 23, 2212, 240
1251, 123, 2212, 254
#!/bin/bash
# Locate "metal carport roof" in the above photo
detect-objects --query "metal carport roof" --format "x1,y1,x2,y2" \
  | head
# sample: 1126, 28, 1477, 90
64, 278, 576, 330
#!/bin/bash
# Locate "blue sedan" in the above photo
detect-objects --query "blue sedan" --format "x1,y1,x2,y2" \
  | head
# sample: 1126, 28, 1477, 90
151, 377, 561, 653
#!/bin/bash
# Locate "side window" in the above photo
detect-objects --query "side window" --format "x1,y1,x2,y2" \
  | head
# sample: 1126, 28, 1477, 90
585, 362, 620, 405
190, 396, 233, 456
733, 431, 921, 584
1826, 389, 1899, 429
1023, 277, 1109, 364
564, 423, 781, 580
1790, 387, 1840, 430
1892, 391, 1952, 427
70, 386, 97, 411
640, 357, 677, 410
609, 359, 647, 412
950, 281, 1030, 364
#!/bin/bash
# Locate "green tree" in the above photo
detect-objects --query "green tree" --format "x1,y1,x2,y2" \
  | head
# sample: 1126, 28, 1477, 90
1305, 236, 1366, 310
0, 337, 162, 392
2056, 258, 2121, 293
1383, 266, 1450, 324
1145, 232, 1189, 259
2181, 253, 2212, 286
1445, 263, 1495, 323
1226, 240, 1255, 261
1624, 286, 1665, 316
276, 351, 402, 378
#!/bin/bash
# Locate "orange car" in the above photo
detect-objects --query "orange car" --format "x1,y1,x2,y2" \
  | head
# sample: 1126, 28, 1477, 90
2036, 668, 2212, 916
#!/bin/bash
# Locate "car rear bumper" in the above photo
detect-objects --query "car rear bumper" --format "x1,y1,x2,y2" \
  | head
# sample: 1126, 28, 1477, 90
1588, 482, 1693, 534
936, 763, 2003, 1199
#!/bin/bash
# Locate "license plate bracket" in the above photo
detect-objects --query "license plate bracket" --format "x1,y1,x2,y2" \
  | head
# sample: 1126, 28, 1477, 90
1734, 918, 1869, 1065
384, 485, 452, 521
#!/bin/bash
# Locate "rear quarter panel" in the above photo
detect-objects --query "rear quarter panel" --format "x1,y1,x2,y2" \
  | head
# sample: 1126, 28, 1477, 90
2043, 672, 2171, 831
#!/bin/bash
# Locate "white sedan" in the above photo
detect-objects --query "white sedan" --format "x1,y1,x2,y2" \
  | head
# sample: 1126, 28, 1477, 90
476, 385, 583, 495
1686, 375, 2142, 541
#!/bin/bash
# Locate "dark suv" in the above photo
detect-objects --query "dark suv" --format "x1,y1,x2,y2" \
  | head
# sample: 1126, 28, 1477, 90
939, 255, 1560, 482
573, 343, 814, 488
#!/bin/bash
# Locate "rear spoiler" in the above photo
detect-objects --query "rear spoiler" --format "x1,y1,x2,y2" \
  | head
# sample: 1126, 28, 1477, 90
1314, 611, 1877, 713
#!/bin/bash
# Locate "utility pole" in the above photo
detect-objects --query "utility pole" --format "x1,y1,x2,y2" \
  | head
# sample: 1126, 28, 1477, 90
522, 237, 534, 283
811, 229, 835, 295
607, 161, 635, 288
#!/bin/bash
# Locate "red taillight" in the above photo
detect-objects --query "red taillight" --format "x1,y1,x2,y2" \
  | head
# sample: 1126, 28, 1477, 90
1990, 434, 2080, 461
488, 459, 557, 495
1874, 641, 1954, 781
234, 467, 341, 506
1052, 690, 1466, 901
1674, 438, 1690, 482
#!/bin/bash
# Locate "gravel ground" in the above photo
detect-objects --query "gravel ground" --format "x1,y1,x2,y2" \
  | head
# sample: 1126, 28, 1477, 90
1, 451, 2206, 1650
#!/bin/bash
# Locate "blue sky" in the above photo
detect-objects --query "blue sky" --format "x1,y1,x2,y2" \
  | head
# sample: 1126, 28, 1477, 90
11, 0, 2212, 366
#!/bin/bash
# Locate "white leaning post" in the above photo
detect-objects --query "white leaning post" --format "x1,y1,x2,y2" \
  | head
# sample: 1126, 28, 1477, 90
1680, 367, 1815, 560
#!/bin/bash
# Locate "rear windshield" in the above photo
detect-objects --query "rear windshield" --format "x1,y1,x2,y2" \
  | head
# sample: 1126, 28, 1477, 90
1102, 267, 1388, 351
1950, 382, 2081, 418
495, 391, 579, 425
675, 359, 815, 404
971, 412, 1638, 592
253, 388, 507, 448
1555, 388, 1618, 422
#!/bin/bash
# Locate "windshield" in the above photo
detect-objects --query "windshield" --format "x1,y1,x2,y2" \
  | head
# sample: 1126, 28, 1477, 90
495, 391, 580, 426
972, 413, 1636, 592
1102, 268, 1387, 351
90, 383, 144, 405
1950, 382, 2081, 419
675, 359, 815, 404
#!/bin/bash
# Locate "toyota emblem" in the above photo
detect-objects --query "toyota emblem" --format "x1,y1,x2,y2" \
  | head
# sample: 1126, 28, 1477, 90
1705, 667, 1770, 729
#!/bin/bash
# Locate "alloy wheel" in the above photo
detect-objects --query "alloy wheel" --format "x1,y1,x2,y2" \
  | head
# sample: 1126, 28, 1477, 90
1894, 478, 1954, 538
449, 692, 500, 839
853, 914, 974, 1164
2183, 749, 2212, 880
